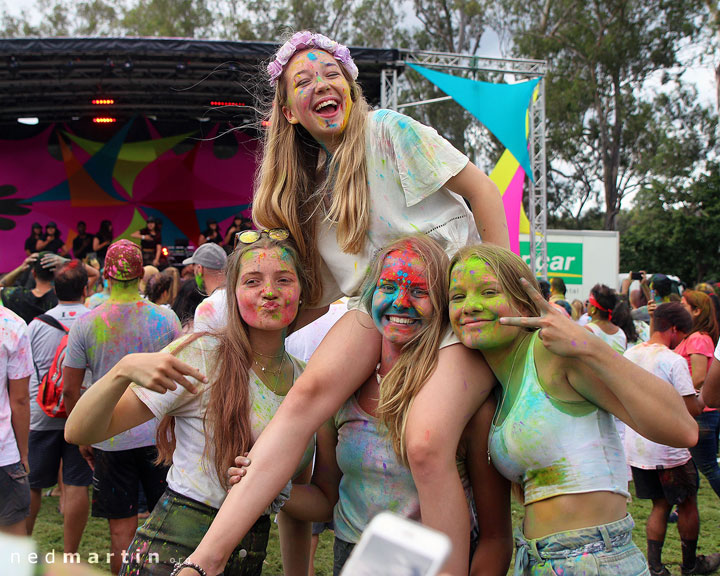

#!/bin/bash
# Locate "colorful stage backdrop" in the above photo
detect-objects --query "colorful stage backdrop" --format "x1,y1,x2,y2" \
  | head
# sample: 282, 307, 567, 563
1, 71, 541, 271
1, 118, 256, 271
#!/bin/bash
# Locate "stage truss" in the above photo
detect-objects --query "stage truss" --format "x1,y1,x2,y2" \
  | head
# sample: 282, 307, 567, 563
379, 49, 549, 279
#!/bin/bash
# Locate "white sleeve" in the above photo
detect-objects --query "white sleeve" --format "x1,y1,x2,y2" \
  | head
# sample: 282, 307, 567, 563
715, 339, 720, 362
671, 355, 696, 397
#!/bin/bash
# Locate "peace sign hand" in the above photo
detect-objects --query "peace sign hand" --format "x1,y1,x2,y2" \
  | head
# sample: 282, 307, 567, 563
499, 278, 595, 358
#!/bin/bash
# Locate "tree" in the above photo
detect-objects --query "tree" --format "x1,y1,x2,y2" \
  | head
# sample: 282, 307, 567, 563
501, 0, 706, 230
619, 164, 720, 285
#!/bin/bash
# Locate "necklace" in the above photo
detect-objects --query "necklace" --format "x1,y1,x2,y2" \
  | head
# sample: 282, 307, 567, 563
253, 351, 287, 390
254, 350, 284, 360
488, 333, 530, 464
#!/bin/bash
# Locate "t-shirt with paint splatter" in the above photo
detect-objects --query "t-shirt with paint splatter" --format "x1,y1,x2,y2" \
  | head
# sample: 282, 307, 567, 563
131, 334, 315, 509
623, 342, 696, 469
0, 307, 33, 466
63, 295, 182, 451
314, 109, 480, 307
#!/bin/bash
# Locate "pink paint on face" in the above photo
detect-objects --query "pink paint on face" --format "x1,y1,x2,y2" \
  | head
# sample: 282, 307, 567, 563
281, 49, 353, 151
235, 247, 301, 332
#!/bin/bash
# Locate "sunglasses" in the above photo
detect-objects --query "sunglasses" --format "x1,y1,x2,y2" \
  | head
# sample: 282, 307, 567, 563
234, 228, 290, 248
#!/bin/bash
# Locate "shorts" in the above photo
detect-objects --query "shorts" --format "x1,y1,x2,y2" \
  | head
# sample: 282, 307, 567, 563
92, 446, 168, 519
333, 537, 355, 576
28, 429, 93, 488
313, 520, 334, 536
0, 461, 31, 526
631, 460, 699, 505
120, 488, 270, 576
514, 514, 649, 575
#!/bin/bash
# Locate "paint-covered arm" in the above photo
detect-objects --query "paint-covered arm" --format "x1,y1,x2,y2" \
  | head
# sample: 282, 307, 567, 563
500, 279, 698, 448
0, 253, 36, 288
9, 376, 30, 471
65, 352, 205, 445
466, 395, 513, 576
445, 162, 510, 249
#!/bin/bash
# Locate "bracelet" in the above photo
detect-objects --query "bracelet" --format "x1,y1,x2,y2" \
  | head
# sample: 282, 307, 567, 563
170, 560, 208, 576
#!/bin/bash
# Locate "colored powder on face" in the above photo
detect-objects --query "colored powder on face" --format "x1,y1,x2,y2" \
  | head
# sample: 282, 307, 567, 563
307, 51, 317, 61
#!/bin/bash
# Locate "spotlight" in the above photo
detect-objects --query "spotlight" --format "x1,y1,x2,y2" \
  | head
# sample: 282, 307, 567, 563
122, 59, 134, 73
93, 117, 117, 124
17, 117, 39, 125
176, 61, 188, 74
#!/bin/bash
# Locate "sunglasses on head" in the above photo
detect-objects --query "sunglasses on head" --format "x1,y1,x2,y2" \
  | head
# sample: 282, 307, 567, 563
234, 228, 290, 248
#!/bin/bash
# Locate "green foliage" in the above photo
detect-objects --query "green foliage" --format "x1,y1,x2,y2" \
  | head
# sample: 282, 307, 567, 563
620, 163, 720, 285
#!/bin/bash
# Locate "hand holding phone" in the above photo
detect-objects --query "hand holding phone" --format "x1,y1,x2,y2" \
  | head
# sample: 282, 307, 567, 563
340, 512, 451, 576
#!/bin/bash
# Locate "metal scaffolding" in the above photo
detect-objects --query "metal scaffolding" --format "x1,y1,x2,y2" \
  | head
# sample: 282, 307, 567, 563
381, 49, 549, 279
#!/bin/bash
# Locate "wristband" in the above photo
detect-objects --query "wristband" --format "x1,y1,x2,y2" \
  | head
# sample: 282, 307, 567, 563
170, 560, 208, 576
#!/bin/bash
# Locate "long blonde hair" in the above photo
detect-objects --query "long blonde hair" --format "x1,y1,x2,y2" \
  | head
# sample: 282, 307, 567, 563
359, 235, 450, 466
156, 236, 309, 489
253, 39, 371, 307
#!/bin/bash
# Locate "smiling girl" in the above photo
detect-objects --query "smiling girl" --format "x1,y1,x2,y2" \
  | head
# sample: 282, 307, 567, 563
65, 233, 315, 576
169, 31, 508, 576
447, 244, 698, 575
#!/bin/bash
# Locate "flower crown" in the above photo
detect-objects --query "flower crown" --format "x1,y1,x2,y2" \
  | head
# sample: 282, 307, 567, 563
267, 31, 358, 87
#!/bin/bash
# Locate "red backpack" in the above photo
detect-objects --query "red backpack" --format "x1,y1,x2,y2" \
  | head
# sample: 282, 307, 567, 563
33, 314, 70, 418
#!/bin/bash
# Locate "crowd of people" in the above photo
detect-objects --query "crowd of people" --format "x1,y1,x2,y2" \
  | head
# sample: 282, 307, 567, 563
2, 30, 720, 576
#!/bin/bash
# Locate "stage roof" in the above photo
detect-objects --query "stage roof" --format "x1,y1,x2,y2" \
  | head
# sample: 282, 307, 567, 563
0, 37, 402, 133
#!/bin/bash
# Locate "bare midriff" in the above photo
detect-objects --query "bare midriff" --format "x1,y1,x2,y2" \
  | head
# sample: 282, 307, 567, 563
523, 491, 628, 539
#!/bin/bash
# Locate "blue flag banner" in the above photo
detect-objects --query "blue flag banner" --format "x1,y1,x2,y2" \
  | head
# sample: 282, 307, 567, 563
408, 63, 540, 180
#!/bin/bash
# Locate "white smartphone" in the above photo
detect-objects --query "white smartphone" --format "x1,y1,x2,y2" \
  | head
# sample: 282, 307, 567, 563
340, 512, 452, 576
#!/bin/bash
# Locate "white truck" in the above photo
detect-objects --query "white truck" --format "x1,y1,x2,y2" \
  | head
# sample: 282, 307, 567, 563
518, 229, 620, 302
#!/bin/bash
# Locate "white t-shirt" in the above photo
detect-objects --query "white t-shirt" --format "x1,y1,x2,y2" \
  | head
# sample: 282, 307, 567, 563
0, 307, 33, 466
587, 323, 627, 355
715, 339, 720, 361
131, 335, 315, 509
193, 289, 227, 334
285, 301, 349, 362
623, 342, 695, 469
315, 109, 481, 307
27, 303, 90, 431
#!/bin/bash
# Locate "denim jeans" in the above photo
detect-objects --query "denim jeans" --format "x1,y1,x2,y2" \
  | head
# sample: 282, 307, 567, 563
688, 410, 720, 498
514, 515, 649, 575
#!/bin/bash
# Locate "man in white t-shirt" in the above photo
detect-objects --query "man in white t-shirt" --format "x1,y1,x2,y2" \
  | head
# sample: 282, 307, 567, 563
624, 303, 719, 576
0, 307, 33, 536
26, 260, 92, 553
183, 243, 227, 332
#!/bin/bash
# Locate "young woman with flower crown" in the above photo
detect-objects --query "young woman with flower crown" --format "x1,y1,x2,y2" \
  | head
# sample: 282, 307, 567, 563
165, 31, 509, 576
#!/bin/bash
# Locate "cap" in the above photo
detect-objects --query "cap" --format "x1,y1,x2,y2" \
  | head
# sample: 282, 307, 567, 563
651, 273, 672, 297
32, 222, 42, 229
104, 239, 143, 281
46, 221, 57, 228
183, 243, 227, 270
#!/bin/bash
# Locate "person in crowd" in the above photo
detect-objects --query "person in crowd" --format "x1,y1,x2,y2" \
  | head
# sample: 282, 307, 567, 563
62, 240, 181, 575
676, 290, 720, 500
172, 278, 205, 333
702, 346, 720, 408
144, 273, 174, 306
138, 265, 159, 295
72, 221, 94, 261
26, 261, 92, 554
36, 222, 67, 256
624, 302, 719, 576
231, 235, 513, 575
198, 219, 224, 247
66, 233, 315, 576
93, 220, 114, 268
131, 217, 163, 267
181, 242, 228, 333
85, 279, 110, 310
0, 253, 59, 325
570, 298, 585, 322
223, 214, 253, 248
158, 30, 509, 576
0, 306, 33, 536
694, 283, 720, 328
24, 222, 43, 257
162, 267, 180, 305
548, 277, 572, 315
585, 284, 631, 353
447, 244, 697, 575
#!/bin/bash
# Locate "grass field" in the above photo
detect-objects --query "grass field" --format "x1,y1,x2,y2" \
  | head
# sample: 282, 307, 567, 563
28, 481, 720, 575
